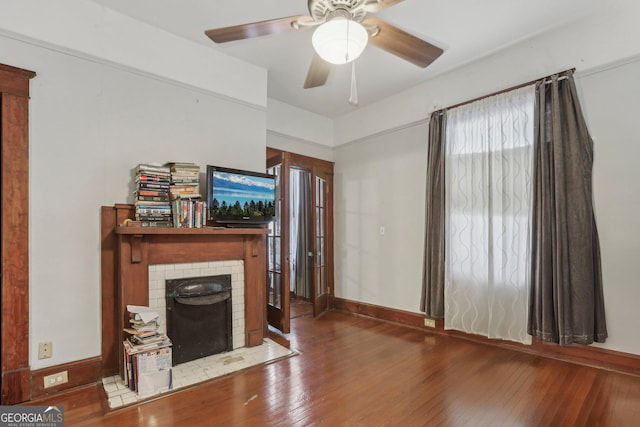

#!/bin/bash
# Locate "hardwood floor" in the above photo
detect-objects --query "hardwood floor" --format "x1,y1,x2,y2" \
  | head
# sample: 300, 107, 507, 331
29, 311, 640, 426
290, 296, 313, 319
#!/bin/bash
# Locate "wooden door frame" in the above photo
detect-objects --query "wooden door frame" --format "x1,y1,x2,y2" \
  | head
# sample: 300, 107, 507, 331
266, 148, 335, 316
0, 63, 36, 404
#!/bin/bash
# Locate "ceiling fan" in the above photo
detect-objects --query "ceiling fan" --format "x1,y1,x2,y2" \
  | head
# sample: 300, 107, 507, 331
204, 0, 444, 91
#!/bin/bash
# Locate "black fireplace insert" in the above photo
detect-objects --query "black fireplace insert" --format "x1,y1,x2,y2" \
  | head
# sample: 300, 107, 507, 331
165, 274, 233, 366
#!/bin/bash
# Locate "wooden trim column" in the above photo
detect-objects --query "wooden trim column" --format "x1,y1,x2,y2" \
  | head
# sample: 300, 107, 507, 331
100, 205, 136, 377
1, 63, 36, 405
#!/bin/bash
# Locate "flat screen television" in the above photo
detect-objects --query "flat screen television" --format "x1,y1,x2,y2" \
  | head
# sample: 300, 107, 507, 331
206, 165, 276, 226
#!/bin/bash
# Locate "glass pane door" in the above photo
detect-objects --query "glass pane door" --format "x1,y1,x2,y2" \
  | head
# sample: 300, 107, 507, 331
313, 170, 331, 315
267, 163, 282, 309
266, 156, 290, 333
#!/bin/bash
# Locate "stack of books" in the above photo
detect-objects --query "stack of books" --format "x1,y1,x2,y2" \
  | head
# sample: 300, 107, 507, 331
134, 164, 172, 228
123, 305, 173, 395
165, 162, 201, 200
165, 162, 206, 228
172, 199, 207, 228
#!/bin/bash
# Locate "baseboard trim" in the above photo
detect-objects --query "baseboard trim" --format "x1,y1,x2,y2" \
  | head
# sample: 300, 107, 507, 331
30, 357, 103, 399
332, 297, 640, 377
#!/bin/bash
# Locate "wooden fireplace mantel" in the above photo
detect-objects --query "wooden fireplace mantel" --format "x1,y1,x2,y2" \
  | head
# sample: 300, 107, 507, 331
100, 204, 268, 377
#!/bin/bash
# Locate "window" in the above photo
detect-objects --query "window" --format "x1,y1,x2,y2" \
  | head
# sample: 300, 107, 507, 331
443, 85, 535, 344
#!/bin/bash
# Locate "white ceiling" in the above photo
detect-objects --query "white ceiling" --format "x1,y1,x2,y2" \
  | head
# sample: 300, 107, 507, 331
89, 0, 608, 118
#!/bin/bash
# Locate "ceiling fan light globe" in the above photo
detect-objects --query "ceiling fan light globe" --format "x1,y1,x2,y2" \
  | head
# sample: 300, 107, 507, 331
312, 19, 368, 65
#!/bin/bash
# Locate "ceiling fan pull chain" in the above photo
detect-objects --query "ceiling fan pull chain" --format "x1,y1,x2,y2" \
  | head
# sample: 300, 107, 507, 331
345, 20, 351, 63
349, 61, 359, 106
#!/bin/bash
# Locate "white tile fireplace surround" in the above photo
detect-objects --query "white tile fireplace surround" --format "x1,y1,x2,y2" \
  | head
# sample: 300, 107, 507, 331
104, 259, 294, 409
148, 260, 245, 350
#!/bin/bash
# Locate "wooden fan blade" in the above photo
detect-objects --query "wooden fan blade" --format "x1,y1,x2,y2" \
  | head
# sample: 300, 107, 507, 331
304, 53, 331, 89
364, 17, 443, 68
205, 15, 308, 43
363, 0, 405, 13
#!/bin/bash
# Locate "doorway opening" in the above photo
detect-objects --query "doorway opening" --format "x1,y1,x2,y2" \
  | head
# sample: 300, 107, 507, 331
289, 168, 313, 319
266, 149, 334, 334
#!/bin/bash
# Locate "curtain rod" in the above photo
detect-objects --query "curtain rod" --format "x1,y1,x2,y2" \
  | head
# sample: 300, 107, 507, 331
435, 67, 576, 113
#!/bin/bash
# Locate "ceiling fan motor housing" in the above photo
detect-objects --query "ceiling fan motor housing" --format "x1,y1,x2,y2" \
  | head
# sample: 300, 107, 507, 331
309, 0, 368, 22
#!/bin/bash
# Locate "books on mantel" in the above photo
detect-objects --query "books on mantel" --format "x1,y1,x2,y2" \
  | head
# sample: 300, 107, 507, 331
123, 305, 173, 395
165, 162, 201, 200
172, 198, 207, 229
165, 162, 206, 228
134, 164, 172, 228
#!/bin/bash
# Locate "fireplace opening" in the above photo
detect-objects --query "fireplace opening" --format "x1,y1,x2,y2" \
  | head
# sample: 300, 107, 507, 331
166, 274, 233, 365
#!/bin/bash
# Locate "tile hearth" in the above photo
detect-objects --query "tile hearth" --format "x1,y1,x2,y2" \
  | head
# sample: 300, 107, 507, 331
102, 338, 293, 409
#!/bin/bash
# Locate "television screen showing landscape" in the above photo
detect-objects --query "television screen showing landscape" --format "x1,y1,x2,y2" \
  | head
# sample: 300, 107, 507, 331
210, 170, 276, 219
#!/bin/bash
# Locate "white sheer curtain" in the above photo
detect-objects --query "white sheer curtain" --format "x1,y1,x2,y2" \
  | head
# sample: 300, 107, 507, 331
444, 85, 535, 344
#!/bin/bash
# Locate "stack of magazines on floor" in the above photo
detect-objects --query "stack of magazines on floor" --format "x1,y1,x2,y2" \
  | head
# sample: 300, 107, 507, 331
123, 305, 173, 396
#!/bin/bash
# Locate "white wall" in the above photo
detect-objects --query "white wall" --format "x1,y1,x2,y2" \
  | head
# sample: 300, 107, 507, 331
0, 19, 268, 369
334, 122, 427, 310
333, 5, 640, 355
0, 0, 266, 108
267, 99, 334, 149
576, 58, 640, 355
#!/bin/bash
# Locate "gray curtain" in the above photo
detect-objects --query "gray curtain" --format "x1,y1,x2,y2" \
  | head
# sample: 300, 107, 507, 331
290, 169, 313, 299
420, 111, 446, 317
528, 71, 608, 345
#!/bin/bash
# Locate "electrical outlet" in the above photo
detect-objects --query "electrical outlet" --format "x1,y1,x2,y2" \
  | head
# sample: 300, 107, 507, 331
38, 342, 53, 359
424, 318, 436, 328
43, 371, 68, 389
